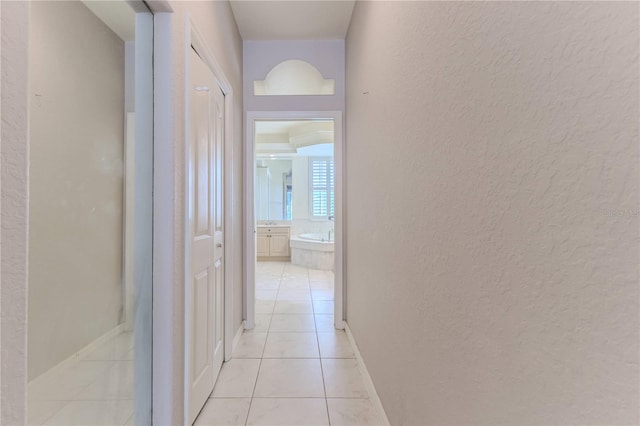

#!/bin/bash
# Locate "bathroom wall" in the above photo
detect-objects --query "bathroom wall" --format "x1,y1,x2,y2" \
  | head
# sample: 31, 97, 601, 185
28, 1, 125, 380
346, 2, 639, 424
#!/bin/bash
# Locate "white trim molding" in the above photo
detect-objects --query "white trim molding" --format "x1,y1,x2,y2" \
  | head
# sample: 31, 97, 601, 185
345, 323, 391, 426
232, 322, 244, 355
151, 9, 176, 426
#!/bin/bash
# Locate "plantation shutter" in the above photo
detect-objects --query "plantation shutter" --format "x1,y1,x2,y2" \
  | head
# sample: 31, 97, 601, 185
310, 158, 334, 218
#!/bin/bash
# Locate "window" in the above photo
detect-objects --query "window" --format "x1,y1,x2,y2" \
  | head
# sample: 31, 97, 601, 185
310, 157, 334, 219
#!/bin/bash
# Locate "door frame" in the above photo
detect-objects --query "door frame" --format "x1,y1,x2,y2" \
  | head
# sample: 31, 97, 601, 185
183, 16, 236, 424
244, 110, 345, 331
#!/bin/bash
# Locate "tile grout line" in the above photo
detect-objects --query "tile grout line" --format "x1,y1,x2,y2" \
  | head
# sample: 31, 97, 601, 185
244, 263, 283, 425
310, 265, 332, 426
252, 263, 338, 425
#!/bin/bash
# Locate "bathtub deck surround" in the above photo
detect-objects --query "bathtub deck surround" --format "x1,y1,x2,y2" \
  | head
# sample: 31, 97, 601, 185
256, 220, 335, 270
290, 234, 334, 271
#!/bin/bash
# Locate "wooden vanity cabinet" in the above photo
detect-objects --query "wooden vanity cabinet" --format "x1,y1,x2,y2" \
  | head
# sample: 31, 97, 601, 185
257, 227, 290, 261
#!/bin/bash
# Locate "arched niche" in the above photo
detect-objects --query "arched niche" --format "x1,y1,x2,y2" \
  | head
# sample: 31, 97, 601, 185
254, 59, 335, 96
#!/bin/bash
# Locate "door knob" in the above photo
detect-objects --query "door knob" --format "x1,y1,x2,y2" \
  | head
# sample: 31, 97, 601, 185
216, 243, 223, 248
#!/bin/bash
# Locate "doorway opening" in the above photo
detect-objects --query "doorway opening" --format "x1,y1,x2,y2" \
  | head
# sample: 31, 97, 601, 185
244, 111, 345, 333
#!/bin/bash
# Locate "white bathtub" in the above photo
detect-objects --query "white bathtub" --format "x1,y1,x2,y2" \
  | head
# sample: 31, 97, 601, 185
299, 233, 333, 242
290, 234, 334, 270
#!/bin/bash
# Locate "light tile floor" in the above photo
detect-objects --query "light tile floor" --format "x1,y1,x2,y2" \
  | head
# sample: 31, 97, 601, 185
28, 262, 379, 426
194, 262, 379, 426
27, 332, 135, 426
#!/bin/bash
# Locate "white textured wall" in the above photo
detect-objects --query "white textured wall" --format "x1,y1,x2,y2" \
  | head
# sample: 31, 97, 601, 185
345, 2, 639, 424
28, 1, 125, 380
1, 1, 29, 423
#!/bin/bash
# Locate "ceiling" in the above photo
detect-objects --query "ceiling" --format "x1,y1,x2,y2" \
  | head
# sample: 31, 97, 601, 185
256, 120, 331, 134
229, 0, 356, 40
255, 120, 334, 155
82, 0, 135, 41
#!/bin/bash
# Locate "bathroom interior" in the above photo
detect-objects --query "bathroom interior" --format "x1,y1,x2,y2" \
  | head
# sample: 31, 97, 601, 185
254, 119, 336, 315
26, 2, 152, 425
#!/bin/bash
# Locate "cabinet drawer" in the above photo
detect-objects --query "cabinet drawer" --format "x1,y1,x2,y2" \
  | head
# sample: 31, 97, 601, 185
268, 228, 290, 236
257, 227, 290, 235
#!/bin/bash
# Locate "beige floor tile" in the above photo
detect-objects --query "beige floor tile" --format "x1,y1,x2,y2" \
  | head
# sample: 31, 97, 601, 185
313, 300, 334, 314
282, 265, 309, 275
317, 333, 355, 358
78, 361, 134, 400
269, 314, 316, 332
273, 300, 313, 314
233, 332, 267, 358
279, 279, 310, 291
28, 361, 114, 401
314, 314, 338, 333
245, 315, 271, 333
27, 400, 69, 426
81, 332, 134, 361
311, 288, 334, 301
310, 280, 334, 290
263, 333, 319, 358
254, 359, 324, 397
276, 289, 312, 302
255, 300, 275, 314
42, 400, 133, 426
255, 280, 280, 291
321, 359, 368, 398
246, 398, 329, 426
255, 290, 278, 301
212, 359, 261, 398
194, 398, 251, 426
308, 269, 333, 281
327, 398, 379, 426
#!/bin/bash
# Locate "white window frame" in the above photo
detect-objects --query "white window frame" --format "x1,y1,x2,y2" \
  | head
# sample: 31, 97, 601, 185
309, 156, 335, 220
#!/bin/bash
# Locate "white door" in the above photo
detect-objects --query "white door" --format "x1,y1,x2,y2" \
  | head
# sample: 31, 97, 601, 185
187, 46, 225, 425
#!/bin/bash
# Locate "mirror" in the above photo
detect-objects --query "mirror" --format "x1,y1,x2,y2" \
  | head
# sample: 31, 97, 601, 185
256, 158, 293, 220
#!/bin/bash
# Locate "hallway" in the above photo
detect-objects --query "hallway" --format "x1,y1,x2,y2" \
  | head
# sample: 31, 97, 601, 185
2, 1, 638, 425
194, 262, 378, 426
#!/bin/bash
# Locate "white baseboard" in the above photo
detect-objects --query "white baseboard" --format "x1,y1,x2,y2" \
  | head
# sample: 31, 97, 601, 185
345, 323, 390, 426
28, 323, 125, 389
232, 322, 244, 354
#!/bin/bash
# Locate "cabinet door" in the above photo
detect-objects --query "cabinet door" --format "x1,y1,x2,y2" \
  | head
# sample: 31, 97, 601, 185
256, 234, 269, 257
269, 233, 290, 257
